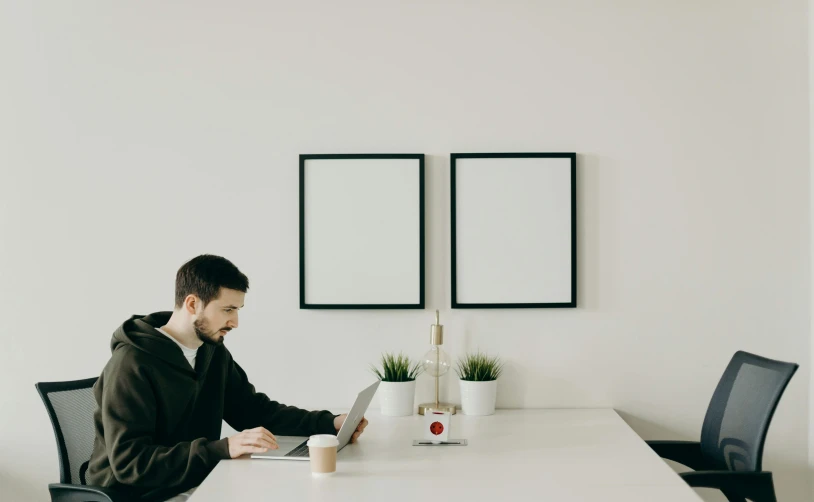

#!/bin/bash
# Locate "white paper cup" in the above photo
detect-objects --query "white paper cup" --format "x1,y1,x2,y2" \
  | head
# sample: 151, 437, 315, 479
307, 434, 339, 476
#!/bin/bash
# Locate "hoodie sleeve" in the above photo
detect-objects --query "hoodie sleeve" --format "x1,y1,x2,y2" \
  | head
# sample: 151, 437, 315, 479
223, 358, 337, 436
99, 348, 231, 488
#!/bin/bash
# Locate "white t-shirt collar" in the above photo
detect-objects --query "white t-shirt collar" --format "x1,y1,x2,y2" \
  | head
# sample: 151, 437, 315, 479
155, 326, 198, 369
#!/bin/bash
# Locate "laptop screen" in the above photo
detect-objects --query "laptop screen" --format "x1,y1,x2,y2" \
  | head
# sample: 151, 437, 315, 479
336, 380, 380, 450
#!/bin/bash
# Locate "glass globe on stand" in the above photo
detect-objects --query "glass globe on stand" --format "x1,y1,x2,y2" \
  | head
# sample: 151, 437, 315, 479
422, 345, 451, 378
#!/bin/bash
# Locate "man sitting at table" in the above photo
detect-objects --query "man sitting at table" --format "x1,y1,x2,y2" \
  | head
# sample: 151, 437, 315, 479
86, 254, 368, 501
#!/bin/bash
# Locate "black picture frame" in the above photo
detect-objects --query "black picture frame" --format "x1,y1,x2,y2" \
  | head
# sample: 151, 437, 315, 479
450, 152, 577, 309
300, 154, 425, 309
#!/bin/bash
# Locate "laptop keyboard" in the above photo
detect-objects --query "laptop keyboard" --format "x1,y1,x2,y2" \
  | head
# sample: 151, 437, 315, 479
284, 441, 310, 458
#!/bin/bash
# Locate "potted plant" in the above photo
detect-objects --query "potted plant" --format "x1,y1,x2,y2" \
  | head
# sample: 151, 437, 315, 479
455, 351, 504, 416
371, 352, 423, 416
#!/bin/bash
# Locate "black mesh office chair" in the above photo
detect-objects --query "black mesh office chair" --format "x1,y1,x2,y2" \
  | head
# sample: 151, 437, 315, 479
36, 377, 132, 502
648, 351, 798, 502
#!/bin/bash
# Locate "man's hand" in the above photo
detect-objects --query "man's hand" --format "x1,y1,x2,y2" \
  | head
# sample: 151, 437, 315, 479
227, 427, 278, 458
334, 414, 368, 443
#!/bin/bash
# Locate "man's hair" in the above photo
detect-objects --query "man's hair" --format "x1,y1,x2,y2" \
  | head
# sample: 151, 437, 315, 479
175, 254, 250, 308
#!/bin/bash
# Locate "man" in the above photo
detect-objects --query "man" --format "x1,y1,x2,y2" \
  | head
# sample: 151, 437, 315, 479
87, 255, 368, 501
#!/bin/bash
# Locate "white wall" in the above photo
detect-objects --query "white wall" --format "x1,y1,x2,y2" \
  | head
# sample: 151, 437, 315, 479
1, 1, 810, 500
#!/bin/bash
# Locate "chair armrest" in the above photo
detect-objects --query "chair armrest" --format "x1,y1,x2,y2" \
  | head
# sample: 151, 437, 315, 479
681, 471, 777, 502
48, 483, 133, 502
646, 440, 708, 470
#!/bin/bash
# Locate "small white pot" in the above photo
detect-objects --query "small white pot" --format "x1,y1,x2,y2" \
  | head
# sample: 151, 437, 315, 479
459, 379, 497, 416
378, 380, 416, 416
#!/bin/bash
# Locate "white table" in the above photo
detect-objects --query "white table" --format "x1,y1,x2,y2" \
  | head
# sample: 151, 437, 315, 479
192, 409, 702, 502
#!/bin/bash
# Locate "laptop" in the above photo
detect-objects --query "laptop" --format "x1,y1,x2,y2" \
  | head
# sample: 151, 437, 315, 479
251, 380, 380, 461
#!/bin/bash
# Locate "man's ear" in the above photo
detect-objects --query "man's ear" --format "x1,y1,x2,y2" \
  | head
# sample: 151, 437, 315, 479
183, 295, 200, 315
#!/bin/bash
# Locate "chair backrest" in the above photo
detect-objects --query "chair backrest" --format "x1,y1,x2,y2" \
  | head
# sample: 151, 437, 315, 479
700, 351, 797, 472
35, 377, 99, 485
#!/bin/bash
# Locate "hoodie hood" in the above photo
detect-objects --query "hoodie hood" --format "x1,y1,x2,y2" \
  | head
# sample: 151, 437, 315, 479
112, 312, 213, 375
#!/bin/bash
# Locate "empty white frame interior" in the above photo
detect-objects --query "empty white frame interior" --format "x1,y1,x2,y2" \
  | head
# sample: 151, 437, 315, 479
303, 157, 421, 306
454, 156, 573, 305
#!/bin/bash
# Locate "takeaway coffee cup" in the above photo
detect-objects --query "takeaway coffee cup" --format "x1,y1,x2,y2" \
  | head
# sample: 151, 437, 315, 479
307, 434, 339, 476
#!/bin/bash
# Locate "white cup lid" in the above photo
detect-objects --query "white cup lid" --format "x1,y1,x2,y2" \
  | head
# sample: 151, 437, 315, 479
307, 434, 339, 448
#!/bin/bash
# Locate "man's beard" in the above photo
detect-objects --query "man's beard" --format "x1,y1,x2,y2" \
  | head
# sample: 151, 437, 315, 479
193, 317, 230, 346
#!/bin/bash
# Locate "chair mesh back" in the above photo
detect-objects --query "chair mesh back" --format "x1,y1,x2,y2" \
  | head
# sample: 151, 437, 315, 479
700, 351, 797, 472
36, 378, 99, 485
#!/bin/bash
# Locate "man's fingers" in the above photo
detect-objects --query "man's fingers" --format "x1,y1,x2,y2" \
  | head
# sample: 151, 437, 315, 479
251, 427, 277, 441
357, 418, 368, 431
255, 438, 278, 449
258, 427, 276, 439
249, 431, 278, 447
256, 441, 277, 450
249, 427, 277, 439
242, 436, 277, 449
253, 431, 278, 444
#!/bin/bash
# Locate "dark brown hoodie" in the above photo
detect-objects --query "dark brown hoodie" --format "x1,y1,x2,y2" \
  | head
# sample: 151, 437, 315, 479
86, 312, 336, 501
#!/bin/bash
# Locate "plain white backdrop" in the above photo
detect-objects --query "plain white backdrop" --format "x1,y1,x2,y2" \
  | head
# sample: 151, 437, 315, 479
0, 1, 810, 500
